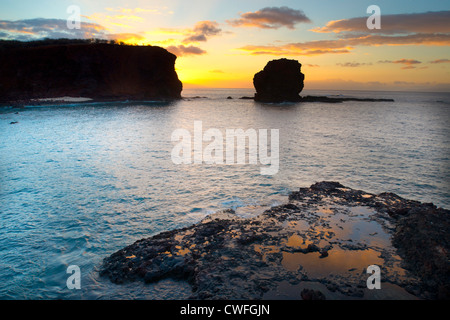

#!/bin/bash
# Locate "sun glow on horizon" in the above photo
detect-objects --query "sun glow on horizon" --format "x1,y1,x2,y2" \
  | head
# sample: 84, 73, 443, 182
2, 1, 447, 91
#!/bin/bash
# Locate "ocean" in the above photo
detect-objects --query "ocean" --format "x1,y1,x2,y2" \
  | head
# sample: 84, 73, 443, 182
0, 88, 449, 299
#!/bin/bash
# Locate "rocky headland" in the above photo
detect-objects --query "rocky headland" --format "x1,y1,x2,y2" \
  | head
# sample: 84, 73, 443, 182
99, 181, 449, 300
0, 40, 182, 104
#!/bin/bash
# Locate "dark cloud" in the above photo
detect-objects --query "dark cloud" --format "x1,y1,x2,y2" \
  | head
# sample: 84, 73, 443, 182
379, 59, 422, 64
183, 21, 221, 43
345, 33, 450, 46
337, 62, 372, 67
312, 11, 450, 34
429, 59, 450, 64
166, 45, 206, 56
308, 79, 450, 91
238, 43, 350, 56
228, 6, 311, 29
238, 33, 450, 56
378, 59, 422, 69
238, 11, 448, 58
0, 18, 108, 40
105, 33, 145, 41
0, 18, 212, 57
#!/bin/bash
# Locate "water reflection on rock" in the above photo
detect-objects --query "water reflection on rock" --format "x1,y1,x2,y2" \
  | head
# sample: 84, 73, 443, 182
100, 181, 448, 300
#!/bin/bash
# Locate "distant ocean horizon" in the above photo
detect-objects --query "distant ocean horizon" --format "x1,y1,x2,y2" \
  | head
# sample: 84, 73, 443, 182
0, 88, 449, 299
182, 85, 450, 94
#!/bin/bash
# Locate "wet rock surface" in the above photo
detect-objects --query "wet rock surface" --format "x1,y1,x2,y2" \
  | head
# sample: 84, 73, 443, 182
99, 181, 449, 300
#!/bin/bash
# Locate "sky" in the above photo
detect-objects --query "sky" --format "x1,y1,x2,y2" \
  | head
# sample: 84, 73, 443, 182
1, 0, 449, 91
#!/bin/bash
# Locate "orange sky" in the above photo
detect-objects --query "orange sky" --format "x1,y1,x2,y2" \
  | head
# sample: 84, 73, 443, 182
1, 1, 449, 91
112, 5, 450, 91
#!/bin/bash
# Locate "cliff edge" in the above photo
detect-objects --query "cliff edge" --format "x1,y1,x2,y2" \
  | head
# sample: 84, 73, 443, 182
0, 41, 183, 102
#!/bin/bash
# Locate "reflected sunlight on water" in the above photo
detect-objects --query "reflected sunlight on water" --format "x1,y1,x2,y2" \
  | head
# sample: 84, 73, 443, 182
0, 88, 448, 299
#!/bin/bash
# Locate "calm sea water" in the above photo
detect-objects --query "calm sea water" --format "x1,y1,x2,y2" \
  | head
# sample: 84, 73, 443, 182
0, 88, 449, 299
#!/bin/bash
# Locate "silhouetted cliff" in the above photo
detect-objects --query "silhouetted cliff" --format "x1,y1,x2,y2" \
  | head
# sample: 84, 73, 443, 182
0, 41, 182, 102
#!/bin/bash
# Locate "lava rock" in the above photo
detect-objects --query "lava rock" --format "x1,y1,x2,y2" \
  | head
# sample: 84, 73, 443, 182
99, 181, 449, 300
301, 289, 326, 300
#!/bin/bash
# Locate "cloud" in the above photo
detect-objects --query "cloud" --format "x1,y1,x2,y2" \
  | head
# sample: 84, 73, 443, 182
228, 6, 311, 29
141, 21, 222, 44
84, 6, 174, 31
429, 59, 450, 64
344, 33, 450, 46
166, 45, 206, 56
238, 44, 349, 56
238, 38, 352, 56
159, 21, 222, 55
0, 18, 150, 44
183, 21, 221, 43
210, 69, 225, 73
337, 62, 372, 67
106, 33, 145, 42
307, 79, 450, 92
0, 18, 108, 40
105, 6, 173, 16
378, 59, 422, 69
312, 11, 450, 34
108, 14, 144, 22
0, 18, 212, 57
238, 33, 450, 56
236, 11, 448, 58
379, 59, 422, 64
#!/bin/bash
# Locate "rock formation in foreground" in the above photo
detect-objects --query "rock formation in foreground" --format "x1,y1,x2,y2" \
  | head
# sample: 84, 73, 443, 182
253, 58, 304, 102
99, 181, 449, 300
0, 40, 182, 102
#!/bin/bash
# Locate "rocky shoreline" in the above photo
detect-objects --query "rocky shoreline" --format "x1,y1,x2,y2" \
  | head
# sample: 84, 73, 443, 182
99, 181, 448, 300
1, 95, 394, 109
0, 96, 177, 108
238, 95, 394, 103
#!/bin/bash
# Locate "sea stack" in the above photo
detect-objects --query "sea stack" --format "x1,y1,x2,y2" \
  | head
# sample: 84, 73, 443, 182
253, 58, 304, 103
